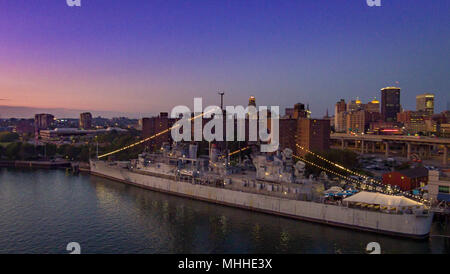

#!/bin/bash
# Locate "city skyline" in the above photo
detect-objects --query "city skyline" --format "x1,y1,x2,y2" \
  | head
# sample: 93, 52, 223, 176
1, 0, 450, 258
1, 0, 449, 118
0, 88, 446, 120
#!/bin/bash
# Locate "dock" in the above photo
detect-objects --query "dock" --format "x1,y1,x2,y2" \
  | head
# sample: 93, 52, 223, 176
0, 160, 71, 169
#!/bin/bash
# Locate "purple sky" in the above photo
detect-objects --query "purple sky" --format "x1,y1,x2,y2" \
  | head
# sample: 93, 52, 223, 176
0, 0, 449, 118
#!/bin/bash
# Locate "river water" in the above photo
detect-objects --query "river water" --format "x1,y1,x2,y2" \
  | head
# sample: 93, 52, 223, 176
0, 168, 449, 254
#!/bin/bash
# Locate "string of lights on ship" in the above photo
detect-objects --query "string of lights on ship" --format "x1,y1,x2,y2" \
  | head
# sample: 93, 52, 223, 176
294, 144, 429, 204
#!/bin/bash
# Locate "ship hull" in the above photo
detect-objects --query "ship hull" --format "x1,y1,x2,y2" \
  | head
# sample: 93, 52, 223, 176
90, 161, 433, 239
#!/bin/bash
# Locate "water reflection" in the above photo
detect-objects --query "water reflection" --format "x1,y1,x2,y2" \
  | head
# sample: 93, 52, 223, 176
0, 168, 448, 254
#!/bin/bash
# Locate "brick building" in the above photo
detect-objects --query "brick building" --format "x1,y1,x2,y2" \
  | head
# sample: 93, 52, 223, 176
34, 113, 54, 130
141, 112, 176, 150
297, 118, 330, 155
279, 104, 330, 156
79, 112, 93, 129
382, 167, 429, 191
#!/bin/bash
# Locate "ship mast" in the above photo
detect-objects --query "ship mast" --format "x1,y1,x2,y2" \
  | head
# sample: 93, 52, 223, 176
218, 90, 228, 168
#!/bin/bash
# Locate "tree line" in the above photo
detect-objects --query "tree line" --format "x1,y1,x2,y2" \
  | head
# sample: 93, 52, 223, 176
0, 130, 142, 162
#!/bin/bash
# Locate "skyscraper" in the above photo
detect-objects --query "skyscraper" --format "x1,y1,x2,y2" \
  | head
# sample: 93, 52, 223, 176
34, 113, 54, 130
416, 93, 435, 115
334, 99, 347, 133
335, 99, 347, 113
79, 112, 93, 129
381, 87, 401, 122
365, 98, 380, 113
336, 111, 348, 133
347, 98, 363, 112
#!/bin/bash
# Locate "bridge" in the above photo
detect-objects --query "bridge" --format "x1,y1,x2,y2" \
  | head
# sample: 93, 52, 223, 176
331, 133, 450, 166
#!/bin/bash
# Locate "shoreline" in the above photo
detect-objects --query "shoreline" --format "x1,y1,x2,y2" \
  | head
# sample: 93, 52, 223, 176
0, 160, 72, 169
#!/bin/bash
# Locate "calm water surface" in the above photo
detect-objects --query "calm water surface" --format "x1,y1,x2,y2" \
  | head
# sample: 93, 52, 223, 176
0, 168, 449, 254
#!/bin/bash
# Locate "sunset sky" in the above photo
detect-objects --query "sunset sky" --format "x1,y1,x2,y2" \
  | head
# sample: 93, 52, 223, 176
0, 0, 449, 118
